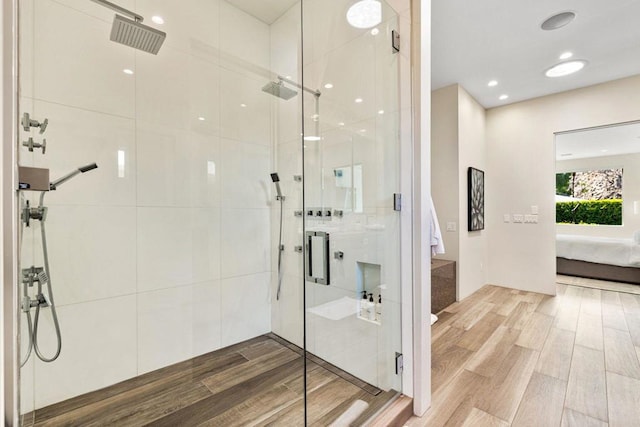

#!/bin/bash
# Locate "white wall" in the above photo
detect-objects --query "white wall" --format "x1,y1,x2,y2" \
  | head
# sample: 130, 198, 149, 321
431, 85, 459, 265
457, 86, 488, 299
557, 153, 640, 238
430, 84, 487, 300
486, 74, 640, 295
19, 0, 273, 410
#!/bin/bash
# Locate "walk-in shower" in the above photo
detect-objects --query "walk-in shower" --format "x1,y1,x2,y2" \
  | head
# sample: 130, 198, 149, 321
15, 0, 408, 424
21, 164, 98, 366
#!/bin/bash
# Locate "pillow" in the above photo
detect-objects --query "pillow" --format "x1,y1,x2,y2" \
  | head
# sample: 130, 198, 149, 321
633, 231, 640, 245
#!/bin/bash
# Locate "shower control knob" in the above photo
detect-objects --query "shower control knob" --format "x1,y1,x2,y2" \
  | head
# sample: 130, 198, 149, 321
22, 137, 46, 154
21, 112, 49, 134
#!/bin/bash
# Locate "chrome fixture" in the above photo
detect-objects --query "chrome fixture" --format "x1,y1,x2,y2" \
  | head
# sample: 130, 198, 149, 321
22, 112, 48, 133
89, 0, 166, 54
20, 163, 98, 366
23, 137, 46, 154
271, 173, 285, 300
262, 75, 321, 100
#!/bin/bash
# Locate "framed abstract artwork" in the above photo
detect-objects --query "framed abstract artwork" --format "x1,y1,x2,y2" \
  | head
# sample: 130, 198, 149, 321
468, 167, 485, 231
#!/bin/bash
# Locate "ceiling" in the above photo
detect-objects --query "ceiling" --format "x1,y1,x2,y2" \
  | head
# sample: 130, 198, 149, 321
555, 121, 640, 161
226, 0, 640, 108
225, 0, 299, 24
432, 0, 640, 108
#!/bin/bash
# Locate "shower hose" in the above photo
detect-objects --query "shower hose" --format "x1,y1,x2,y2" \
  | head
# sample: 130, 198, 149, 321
276, 196, 284, 300
21, 192, 62, 366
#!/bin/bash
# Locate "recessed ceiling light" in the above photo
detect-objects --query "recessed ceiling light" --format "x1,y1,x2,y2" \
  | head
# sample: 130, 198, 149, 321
360, 129, 367, 133
151, 16, 165, 25
559, 51, 573, 60
123, 68, 134, 75
499, 94, 509, 100
324, 83, 333, 89
488, 80, 498, 87
198, 117, 206, 121
371, 28, 379, 35
304, 136, 321, 141
541, 11, 576, 31
545, 60, 587, 77
240, 103, 247, 108
378, 110, 384, 115
338, 122, 345, 126
346, 0, 382, 29
355, 98, 363, 103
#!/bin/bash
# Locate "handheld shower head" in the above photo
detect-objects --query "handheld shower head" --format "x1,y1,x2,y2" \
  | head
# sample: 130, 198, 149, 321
270, 173, 284, 200
50, 163, 99, 190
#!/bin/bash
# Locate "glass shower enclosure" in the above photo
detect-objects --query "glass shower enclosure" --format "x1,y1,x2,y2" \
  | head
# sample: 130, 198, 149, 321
16, 0, 407, 424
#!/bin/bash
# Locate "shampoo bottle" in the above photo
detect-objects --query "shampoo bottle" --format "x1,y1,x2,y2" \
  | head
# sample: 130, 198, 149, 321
376, 294, 382, 322
367, 293, 376, 321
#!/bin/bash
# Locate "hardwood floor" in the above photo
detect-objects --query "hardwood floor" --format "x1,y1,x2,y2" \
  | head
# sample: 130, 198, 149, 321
23, 334, 396, 426
407, 282, 640, 427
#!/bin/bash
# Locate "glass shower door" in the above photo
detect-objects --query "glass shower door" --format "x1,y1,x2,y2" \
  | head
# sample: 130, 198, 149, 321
302, 0, 403, 423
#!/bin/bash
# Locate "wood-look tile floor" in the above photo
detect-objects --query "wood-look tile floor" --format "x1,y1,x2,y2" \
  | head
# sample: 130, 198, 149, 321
407, 282, 640, 427
24, 334, 395, 427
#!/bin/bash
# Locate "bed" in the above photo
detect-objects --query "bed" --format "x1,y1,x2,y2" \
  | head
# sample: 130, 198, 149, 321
556, 234, 640, 284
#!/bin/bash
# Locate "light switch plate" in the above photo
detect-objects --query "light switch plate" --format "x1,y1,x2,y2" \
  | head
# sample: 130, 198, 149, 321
446, 222, 457, 232
503, 214, 510, 223
513, 214, 524, 223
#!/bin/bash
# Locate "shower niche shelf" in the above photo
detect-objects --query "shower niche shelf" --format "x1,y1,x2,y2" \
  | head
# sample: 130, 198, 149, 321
356, 261, 382, 325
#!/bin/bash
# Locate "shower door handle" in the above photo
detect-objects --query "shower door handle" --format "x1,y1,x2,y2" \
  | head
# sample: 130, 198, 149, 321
305, 231, 330, 285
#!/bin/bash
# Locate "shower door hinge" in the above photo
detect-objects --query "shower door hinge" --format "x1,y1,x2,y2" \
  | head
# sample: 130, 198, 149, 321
395, 352, 403, 374
392, 30, 400, 53
393, 193, 402, 211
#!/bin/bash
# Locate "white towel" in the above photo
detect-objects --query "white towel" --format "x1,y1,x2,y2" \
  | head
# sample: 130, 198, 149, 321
430, 197, 445, 256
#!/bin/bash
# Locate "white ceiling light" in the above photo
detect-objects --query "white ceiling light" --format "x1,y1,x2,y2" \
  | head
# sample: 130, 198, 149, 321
541, 11, 576, 31
371, 28, 380, 35
378, 110, 385, 115
123, 68, 134, 75
151, 16, 165, 25
559, 51, 573, 60
324, 83, 334, 89
198, 117, 206, 121
545, 60, 587, 78
355, 98, 363, 103
346, 0, 382, 29
499, 94, 509, 100
488, 80, 498, 87
304, 136, 321, 141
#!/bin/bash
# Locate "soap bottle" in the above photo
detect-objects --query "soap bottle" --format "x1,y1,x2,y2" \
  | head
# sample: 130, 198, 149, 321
360, 290, 368, 318
375, 294, 382, 322
367, 293, 376, 321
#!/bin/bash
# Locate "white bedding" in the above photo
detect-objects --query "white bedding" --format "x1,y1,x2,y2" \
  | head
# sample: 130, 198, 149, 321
556, 234, 640, 268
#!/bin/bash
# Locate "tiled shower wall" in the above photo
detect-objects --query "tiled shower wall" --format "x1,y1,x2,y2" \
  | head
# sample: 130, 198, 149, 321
19, 0, 274, 410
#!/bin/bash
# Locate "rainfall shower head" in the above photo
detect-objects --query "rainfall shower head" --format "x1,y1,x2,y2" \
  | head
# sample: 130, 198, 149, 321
110, 15, 166, 55
262, 81, 298, 100
270, 173, 284, 200
90, 0, 166, 54
50, 163, 98, 191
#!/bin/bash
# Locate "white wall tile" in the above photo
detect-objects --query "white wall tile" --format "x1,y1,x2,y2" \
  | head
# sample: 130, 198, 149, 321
34, 0, 135, 116
219, 1, 270, 72
137, 207, 220, 292
34, 295, 137, 408
220, 273, 271, 347
136, 0, 220, 54
138, 281, 221, 374
135, 46, 191, 130
137, 123, 221, 208
41, 205, 136, 306
220, 208, 270, 278
220, 70, 271, 144
220, 139, 271, 208
30, 100, 136, 207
